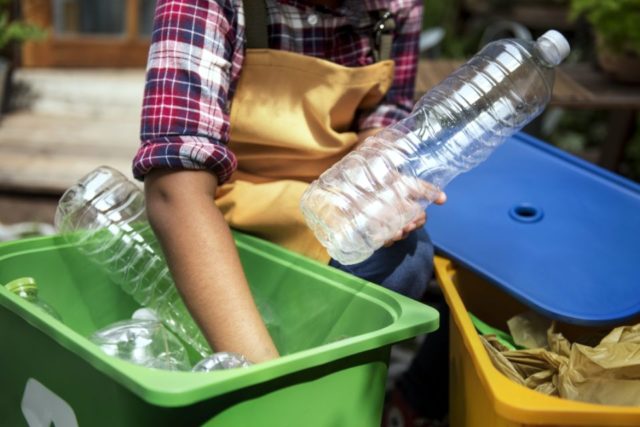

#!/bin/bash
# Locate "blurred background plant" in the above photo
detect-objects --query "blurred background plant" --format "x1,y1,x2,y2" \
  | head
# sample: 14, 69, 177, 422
0, 0, 44, 53
0, 0, 45, 115
420, 0, 640, 183
569, 0, 640, 84
569, 0, 640, 56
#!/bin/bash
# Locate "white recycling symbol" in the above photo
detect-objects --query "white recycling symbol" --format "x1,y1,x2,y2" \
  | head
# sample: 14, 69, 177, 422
21, 378, 78, 427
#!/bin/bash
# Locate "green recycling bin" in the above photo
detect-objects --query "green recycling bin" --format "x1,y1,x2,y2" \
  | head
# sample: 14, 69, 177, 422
0, 232, 438, 426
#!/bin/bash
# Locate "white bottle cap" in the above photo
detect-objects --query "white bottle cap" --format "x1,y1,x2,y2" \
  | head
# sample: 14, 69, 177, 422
536, 30, 570, 66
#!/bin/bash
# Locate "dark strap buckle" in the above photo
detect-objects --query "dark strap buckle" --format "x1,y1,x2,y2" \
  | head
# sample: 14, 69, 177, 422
373, 10, 396, 62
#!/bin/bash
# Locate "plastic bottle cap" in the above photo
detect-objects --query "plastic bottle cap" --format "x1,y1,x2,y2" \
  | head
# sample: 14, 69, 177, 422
5, 277, 37, 293
537, 30, 570, 66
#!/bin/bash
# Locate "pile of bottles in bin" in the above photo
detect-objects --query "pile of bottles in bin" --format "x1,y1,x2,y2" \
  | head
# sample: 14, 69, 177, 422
4, 277, 251, 372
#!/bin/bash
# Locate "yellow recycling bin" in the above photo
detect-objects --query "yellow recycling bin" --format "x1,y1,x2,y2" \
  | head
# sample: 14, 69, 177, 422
434, 256, 640, 427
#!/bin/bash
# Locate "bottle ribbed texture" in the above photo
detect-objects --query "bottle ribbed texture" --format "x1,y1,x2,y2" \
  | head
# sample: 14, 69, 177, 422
54, 167, 211, 357
301, 32, 569, 265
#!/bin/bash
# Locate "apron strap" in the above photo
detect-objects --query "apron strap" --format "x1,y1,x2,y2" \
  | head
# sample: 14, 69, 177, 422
244, 0, 269, 49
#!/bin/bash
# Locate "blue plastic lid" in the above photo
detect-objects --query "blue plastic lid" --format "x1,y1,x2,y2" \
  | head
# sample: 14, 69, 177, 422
425, 133, 640, 326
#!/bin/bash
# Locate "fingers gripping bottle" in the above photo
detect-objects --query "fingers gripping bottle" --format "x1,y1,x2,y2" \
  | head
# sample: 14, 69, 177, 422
301, 30, 570, 265
54, 166, 212, 357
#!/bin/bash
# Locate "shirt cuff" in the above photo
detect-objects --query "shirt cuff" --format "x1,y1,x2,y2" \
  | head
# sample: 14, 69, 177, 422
357, 103, 412, 131
132, 135, 237, 184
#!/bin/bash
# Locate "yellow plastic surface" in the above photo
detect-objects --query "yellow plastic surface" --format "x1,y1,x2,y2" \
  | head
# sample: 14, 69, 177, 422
434, 256, 640, 427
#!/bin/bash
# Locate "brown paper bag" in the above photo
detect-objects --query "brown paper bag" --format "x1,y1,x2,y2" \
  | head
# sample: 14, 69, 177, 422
480, 319, 640, 405
558, 324, 640, 406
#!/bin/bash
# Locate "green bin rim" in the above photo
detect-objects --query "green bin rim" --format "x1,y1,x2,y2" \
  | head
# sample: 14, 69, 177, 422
0, 232, 438, 407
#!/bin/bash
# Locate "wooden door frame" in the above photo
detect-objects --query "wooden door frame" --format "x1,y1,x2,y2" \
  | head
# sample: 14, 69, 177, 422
21, 0, 151, 67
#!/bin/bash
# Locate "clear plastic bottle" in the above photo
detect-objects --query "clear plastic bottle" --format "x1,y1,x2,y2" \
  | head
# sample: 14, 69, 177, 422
192, 352, 252, 372
54, 166, 211, 357
300, 30, 570, 265
5, 277, 62, 321
90, 308, 192, 371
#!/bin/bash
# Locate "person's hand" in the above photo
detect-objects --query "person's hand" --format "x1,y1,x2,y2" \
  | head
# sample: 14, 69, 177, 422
356, 128, 448, 246
383, 190, 447, 247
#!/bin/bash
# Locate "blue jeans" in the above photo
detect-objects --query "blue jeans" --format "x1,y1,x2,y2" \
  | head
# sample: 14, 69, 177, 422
329, 227, 434, 300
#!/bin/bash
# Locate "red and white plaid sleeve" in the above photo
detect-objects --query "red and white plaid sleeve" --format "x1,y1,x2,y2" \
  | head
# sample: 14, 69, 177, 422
133, 0, 244, 183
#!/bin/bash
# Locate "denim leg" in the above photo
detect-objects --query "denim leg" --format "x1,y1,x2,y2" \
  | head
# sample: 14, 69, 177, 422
329, 227, 434, 300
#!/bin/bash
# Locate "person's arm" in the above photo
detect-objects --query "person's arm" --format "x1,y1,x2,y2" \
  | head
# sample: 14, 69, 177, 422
134, 0, 277, 362
145, 169, 279, 362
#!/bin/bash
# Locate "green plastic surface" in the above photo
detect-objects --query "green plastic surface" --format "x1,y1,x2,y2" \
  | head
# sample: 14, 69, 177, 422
0, 232, 438, 426
468, 312, 520, 351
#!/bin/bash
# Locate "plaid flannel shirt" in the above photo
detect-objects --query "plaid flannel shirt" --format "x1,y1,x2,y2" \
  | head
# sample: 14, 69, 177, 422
134, 0, 423, 183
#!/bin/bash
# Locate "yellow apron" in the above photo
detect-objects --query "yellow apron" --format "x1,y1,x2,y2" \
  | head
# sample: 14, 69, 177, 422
216, 48, 394, 263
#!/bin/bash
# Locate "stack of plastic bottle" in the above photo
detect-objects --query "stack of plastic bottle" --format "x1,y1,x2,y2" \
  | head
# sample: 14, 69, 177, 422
55, 167, 255, 371
54, 166, 212, 358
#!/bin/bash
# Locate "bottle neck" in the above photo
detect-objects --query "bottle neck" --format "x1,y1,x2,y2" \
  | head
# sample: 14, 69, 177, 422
533, 44, 560, 68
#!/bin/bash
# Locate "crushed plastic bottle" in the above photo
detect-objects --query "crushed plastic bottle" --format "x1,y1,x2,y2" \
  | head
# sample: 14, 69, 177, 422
4, 277, 62, 321
301, 30, 571, 265
90, 309, 191, 371
54, 166, 211, 357
193, 352, 252, 372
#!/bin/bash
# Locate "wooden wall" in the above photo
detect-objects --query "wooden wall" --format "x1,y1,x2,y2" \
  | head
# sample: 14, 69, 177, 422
21, 0, 150, 67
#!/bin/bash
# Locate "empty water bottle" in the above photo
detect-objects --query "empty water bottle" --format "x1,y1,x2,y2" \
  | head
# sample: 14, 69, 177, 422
4, 277, 62, 321
54, 166, 211, 357
193, 352, 252, 372
301, 30, 570, 265
90, 308, 191, 371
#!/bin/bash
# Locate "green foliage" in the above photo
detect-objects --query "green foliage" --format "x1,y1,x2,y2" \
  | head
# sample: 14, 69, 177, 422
0, 0, 45, 51
570, 0, 640, 55
421, 0, 483, 59
542, 109, 607, 154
